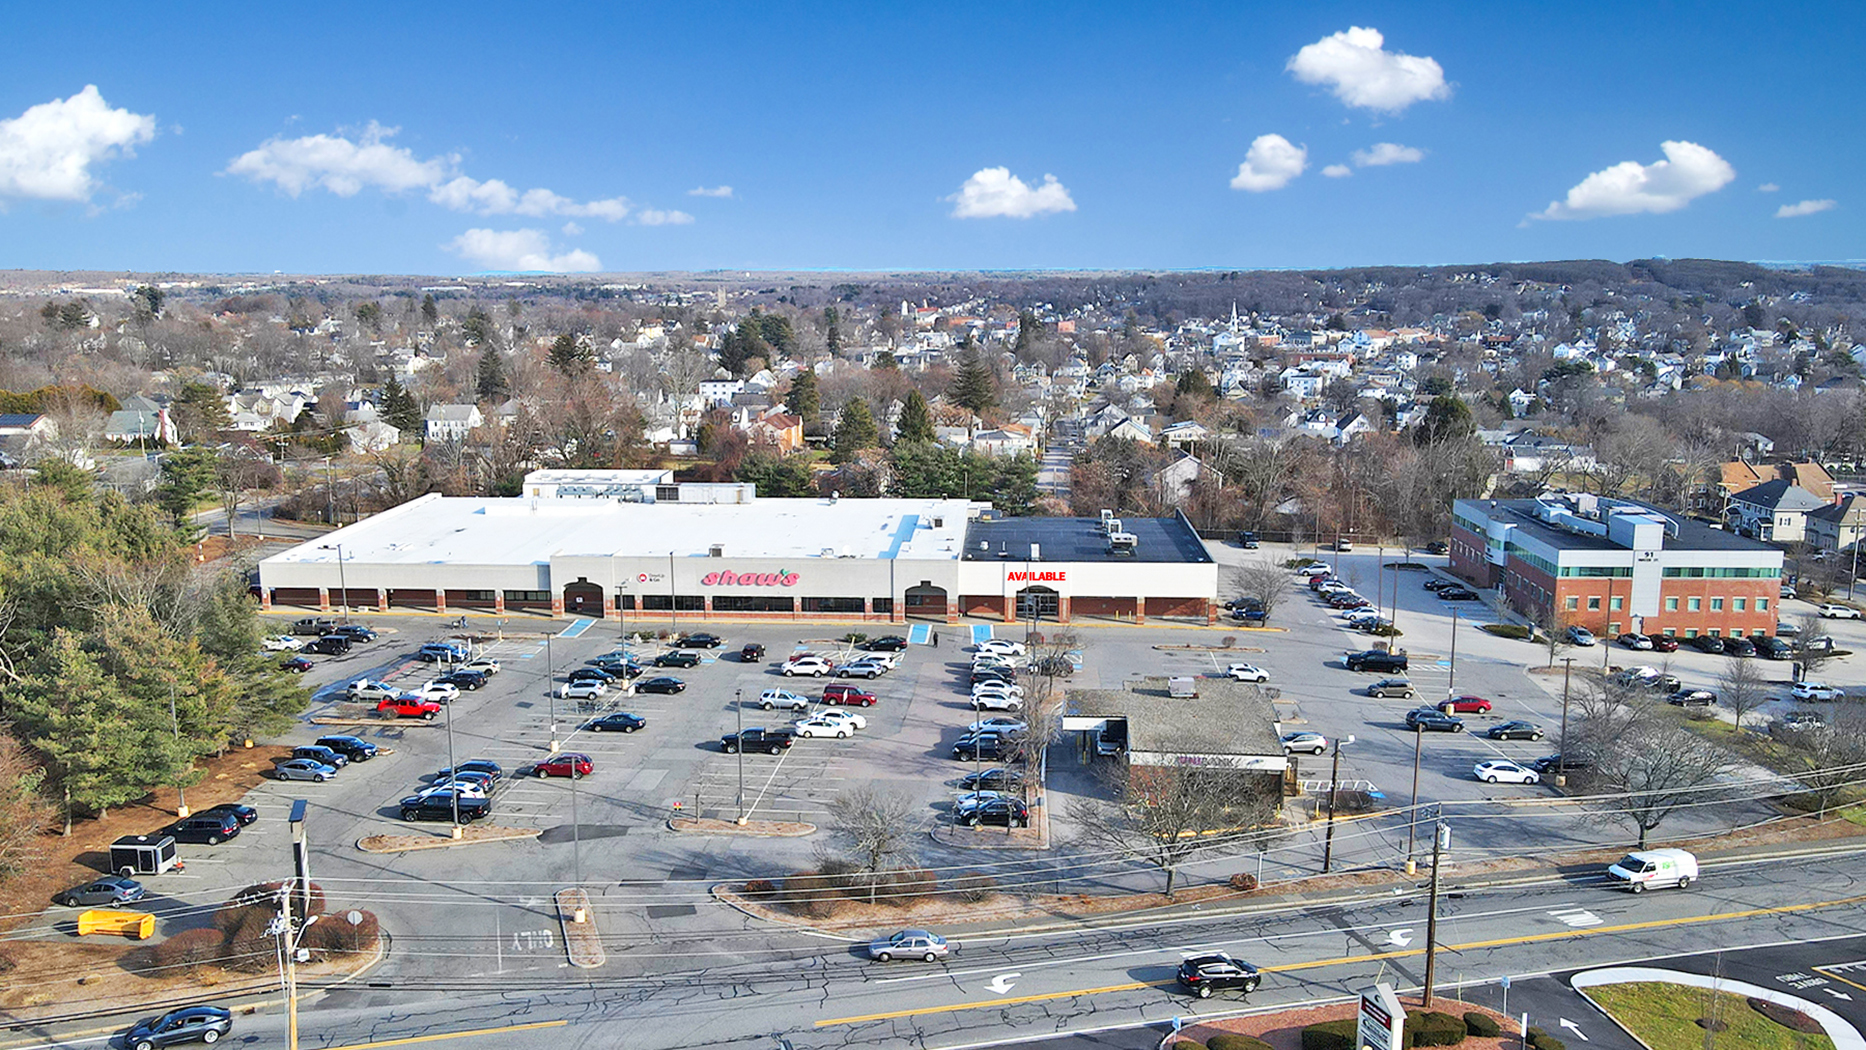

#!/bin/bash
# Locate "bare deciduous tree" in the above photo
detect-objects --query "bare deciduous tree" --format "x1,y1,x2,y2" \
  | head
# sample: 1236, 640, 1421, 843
1716, 656, 1770, 728
1067, 762, 1279, 896
1797, 612, 1839, 680
1778, 706, 1866, 817
826, 786, 917, 903
1227, 560, 1291, 621
1577, 707, 1735, 848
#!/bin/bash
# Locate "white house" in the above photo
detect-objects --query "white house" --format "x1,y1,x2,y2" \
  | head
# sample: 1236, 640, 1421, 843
425, 404, 484, 443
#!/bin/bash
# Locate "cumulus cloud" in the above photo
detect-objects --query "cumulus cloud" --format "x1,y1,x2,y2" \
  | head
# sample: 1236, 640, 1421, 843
228, 122, 676, 225
1287, 27, 1450, 112
1530, 141, 1735, 221
633, 208, 694, 226
0, 85, 156, 204
1352, 142, 1425, 167
687, 185, 733, 198
1229, 134, 1307, 192
1758, 183, 1780, 193
948, 167, 1076, 219
1777, 199, 1837, 218
561, 221, 583, 236
445, 228, 602, 273
1322, 164, 1353, 178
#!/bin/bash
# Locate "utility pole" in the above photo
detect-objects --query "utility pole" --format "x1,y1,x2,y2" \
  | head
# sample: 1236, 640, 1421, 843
444, 694, 460, 838
280, 801, 315, 1050
323, 456, 334, 526
1423, 819, 1449, 1006
1557, 658, 1575, 786
734, 688, 747, 825
1448, 609, 1460, 698
1404, 727, 1423, 875
1321, 734, 1355, 873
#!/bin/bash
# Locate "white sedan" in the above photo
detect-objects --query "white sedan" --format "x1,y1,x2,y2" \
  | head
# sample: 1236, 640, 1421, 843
977, 639, 1027, 657
263, 635, 307, 652
783, 656, 835, 677
1818, 604, 1862, 619
415, 681, 461, 703
1792, 681, 1846, 701
792, 714, 856, 739
809, 709, 867, 732
970, 692, 1025, 712
462, 657, 501, 676
1226, 663, 1270, 683
967, 716, 1028, 734
1473, 760, 1540, 785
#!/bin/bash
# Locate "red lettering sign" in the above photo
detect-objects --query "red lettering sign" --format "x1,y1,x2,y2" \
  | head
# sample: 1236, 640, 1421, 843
1006, 570, 1067, 582
701, 570, 800, 587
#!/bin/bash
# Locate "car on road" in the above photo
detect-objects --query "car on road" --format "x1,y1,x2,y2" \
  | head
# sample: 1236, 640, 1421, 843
1366, 677, 1416, 699
1437, 588, 1479, 601
756, 688, 811, 712
1691, 635, 1726, 654
958, 768, 1023, 791
273, 758, 337, 782
792, 714, 858, 739
722, 727, 794, 754
675, 632, 725, 648
1617, 632, 1654, 650
263, 634, 306, 652
1792, 681, 1846, 701
822, 683, 877, 707
55, 875, 146, 908
1225, 663, 1269, 683
867, 929, 951, 962
859, 635, 909, 652
1440, 695, 1493, 714
437, 670, 488, 691
969, 691, 1024, 711
651, 651, 701, 668
1650, 635, 1680, 652
399, 792, 490, 823
1346, 650, 1408, 672
535, 753, 593, 778
314, 736, 378, 762
837, 658, 890, 679
957, 796, 1028, 828
461, 657, 501, 676
1474, 759, 1540, 784
802, 709, 867, 732
1176, 952, 1261, 999
1486, 721, 1544, 741
305, 635, 351, 655
584, 712, 646, 733
967, 716, 1028, 734
739, 643, 766, 662
1566, 626, 1597, 646
557, 680, 607, 700
124, 1005, 233, 1050
1666, 689, 1717, 707
635, 676, 686, 695
782, 655, 835, 677
1405, 708, 1465, 732
376, 697, 440, 720
1818, 604, 1862, 619
1280, 731, 1327, 755
1724, 636, 1757, 657
1606, 848, 1698, 893
279, 656, 313, 673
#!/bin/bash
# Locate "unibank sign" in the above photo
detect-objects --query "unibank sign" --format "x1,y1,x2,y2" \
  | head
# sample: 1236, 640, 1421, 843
1006, 570, 1067, 582
701, 570, 800, 587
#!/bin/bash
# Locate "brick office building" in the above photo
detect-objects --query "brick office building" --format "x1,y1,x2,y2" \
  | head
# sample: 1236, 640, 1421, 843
1450, 493, 1784, 641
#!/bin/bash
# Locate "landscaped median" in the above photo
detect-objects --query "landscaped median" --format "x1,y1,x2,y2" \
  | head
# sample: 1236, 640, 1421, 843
357, 825, 541, 852
668, 816, 816, 836
1164, 994, 1524, 1050
1573, 967, 1855, 1050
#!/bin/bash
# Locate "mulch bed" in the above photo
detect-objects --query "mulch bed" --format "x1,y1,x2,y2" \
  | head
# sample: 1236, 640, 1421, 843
356, 825, 542, 852
555, 888, 604, 968
1177, 995, 1520, 1050
668, 817, 816, 836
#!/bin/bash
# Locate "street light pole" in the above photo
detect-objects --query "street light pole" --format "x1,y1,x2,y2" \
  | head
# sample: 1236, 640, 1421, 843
1557, 657, 1575, 786
547, 635, 557, 752
1321, 733, 1355, 873
1448, 609, 1459, 698
734, 688, 747, 825
318, 543, 349, 623
1404, 726, 1423, 874
444, 694, 460, 838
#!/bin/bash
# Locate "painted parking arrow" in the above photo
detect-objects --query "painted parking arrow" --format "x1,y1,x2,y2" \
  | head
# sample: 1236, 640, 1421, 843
1828, 989, 1854, 1000
1386, 928, 1415, 947
1560, 1018, 1589, 1041
987, 972, 1020, 994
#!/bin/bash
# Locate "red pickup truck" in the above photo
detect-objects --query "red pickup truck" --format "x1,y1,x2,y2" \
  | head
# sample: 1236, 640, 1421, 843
377, 697, 441, 721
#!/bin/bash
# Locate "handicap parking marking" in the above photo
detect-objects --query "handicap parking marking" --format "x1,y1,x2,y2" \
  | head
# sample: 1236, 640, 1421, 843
970, 624, 994, 646
557, 618, 597, 639
908, 624, 932, 645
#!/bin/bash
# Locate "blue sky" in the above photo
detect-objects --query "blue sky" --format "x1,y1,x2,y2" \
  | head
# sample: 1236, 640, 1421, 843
0, 1, 1858, 275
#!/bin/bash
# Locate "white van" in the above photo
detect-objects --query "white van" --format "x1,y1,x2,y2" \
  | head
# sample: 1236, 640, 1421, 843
1606, 848, 1698, 892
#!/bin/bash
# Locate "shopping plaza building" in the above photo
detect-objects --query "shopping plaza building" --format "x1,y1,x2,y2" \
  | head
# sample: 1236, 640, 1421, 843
258, 471, 1221, 625
1450, 493, 1786, 640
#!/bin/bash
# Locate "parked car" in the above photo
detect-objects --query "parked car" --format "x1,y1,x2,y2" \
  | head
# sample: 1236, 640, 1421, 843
635, 676, 686, 695
1237, 530, 1260, 548
859, 635, 910, 652
55, 875, 145, 908
1617, 632, 1653, 650
437, 670, 488, 691
314, 735, 378, 761
425, 777, 489, 798
1297, 564, 1332, 577
434, 759, 503, 782
584, 711, 647, 733
399, 792, 491, 823
822, 683, 877, 707
675, 632, 725, 648
837, 659, 890, 679
867, 928, 951, 962
967, 716, 1029, 734
756, 688, 811, 712
416, 641, 469, 662
461, 657, 502, 676
739, 643, 767, 662
957, 796, 1028, 828
1474, 759, 1540, 784
164, 812, 243, 845
1405, 708, 1465, 733
347, 678, 400, 702
971, 666, 1018, 686
1486, 721, 1543, 741
1692, 635, 1727, 654
1346, 650, 1408, 673
1666, 689, 1717, 707
1757, 637, 1796, 660
1530, 753, 1593, 775
722, 727, 794, 754
535, 753, 593, 778
279, 656, 313, 673
263, 634, 306, 652
1423, 578, 1455, 591
958, 768, 1023, 791
1437, 588, 1479, 601
978, 639, 1027, 657
201, 803, 259, 826
330, 625, 378, 643
1724, 636, 1757, 657
1367, 677, 1417, 699
1426, 541, 1450, 555
1792, 681, 1846, 701
1566, 626, 1597, 646
291, 617, 337, 636
1225, 663, 1269, 683
793, 714, 858, 739
1818, 603, 1862, 619
376, 697, 441, 720
783, 655, 835, 677
651, 651, 701, 668
566, 667, 618, 685
305, 635, 351, 655
952, 733, 1016, 760
556, 680, 606, 701
1440, 695, 1493, 714
970, 691, 1025, 711
290, 744, 348, 769
1650, 635, 1680, 652
972, 680, 1027, 698
1781, 711, 1827, 730
1280, 731, 1328, 755
124, 1005, 233, 1050
1176, 952, 1261, 999
273, 758, 336, 782
802, 709, 866, 732
1230, 608, 1269, 624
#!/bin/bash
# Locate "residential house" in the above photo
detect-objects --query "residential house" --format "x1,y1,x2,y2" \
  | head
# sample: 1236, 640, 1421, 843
425, 404, 484, 443
0, 412, 55, 466
1146, 452, 1224, 506
105, 395, 178, 446
1159, 420, 1211, 450
1726, 480, 1830, 542
348, 420, 401, 453
1806, 495, 1866, 555
1104, 417, 1155, 445
971, 425, 1038, 457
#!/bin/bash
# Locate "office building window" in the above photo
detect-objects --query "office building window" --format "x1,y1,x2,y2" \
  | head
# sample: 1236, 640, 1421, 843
1733, 598, 1746, 611
1711, 598, 1724, 611
1610, 596, 1623, 611
1587, 597, 1601, 611
1565, 596, 1579, 611
1665, 597, 1679, 611
1758, 597, 1770, 610
1688, 597, 1702, 611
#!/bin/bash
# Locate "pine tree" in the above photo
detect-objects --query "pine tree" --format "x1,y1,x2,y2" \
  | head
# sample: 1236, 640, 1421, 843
787, 368, 820, 422
421, 293, 440, 326
549, 334, 593, 376
949, 348, 997, 413
380, 375, 422, 436
476, 350, 509, 402
827, 324, 842, 355
832, 398, 880, 463
1015, 311, 1039, 355
896, 389, 936, 443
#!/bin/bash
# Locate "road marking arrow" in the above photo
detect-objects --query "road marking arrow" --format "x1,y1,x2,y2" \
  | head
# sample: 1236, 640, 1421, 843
987, 972, 1021, 994
1560, 1019, 1589, 1041
1386, 928, 1416, 947
1828, 989, 1854, 1000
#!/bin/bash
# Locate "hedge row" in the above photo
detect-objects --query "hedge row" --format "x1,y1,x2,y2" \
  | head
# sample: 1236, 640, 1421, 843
756, 867, 997, 915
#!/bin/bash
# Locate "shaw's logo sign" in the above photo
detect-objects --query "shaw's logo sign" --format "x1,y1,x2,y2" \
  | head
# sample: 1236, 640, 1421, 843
702, 570, 800, 587
1006, 570, 1066, 582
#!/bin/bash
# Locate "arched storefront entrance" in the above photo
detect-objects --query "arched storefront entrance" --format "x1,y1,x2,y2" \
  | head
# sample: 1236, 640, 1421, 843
563, 578, 604, 617
904, 584, 949, 621
1015, 585, 1059, 621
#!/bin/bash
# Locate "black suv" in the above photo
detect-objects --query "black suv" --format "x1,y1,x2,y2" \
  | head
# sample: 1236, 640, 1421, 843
305, 635, 351, 655
1530, 753, 1592, 775
164, 812, 242, 845
1176, 952, 1261, 999
314, 735, 378, 761
1405, 708, 1465, 732
1691, 635, 1726, 654
1346, 650, 1408, 672
952, 732, 1021, 760
291, 744, 349, 769
438, 670, 489, 690
329, 625, 377, 642
676, 633, 725, 648
1237, 530, 1260, 549
124, 1005, 233, 1050
652, 651, 701, 668
958, 797, 1029, 828
722, 728, 794, 754
399, 793, 491, 822
1724, 636, 1757, 657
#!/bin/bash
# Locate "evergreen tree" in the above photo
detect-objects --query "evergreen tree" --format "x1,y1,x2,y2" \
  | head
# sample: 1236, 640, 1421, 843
156, 446, 221, 527
462, 306, 495, 347
757, 314, 796, 357
1415, 394, 1477, 446
1015, 311, 1039, 355
874, 350, 898, 370
171, 382, 232, 441
476, 350, 509, 402
549, 334, 593, 376
826, 324, 842, 355
421, 293, 440, 326
735, 450, 815, 497
1175, 370, 1214, 398
721, 318, 768, 375
380, 375, 422, 436
949, 348, 997, 413
896, 389, 936, 443
832, 398, 880, 463
786, 368, 820, 422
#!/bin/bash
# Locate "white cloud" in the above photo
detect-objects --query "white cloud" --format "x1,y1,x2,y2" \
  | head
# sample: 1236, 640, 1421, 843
1286, 27, 1450, 113
948, 167, 1076, 219
445, 228, 602, 273
687, 185, 733, 198
1322, 164, 1353, 178
1531, 141, 1735, 221
1777, 198, 1837, 219
1229, 134, 1307, 192
561, 221, 583, 236
0, 85, 156, 204
633, 208, 694, 226
1352, 142, 1425, 167
1758, 183, 1780, 193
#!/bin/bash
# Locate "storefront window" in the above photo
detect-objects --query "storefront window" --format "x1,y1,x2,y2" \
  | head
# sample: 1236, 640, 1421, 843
803, 597, 865, 613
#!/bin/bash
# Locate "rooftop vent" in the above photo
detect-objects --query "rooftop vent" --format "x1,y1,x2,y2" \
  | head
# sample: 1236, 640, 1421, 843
709, 544, 724, 558
1169, 676, 1198, 698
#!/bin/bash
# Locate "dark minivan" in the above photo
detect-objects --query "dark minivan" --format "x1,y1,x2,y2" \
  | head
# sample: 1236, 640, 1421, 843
165, 812, 242, 845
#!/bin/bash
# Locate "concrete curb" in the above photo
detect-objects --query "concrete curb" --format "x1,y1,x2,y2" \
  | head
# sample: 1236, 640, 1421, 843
667, 817, 817, 836
555, 888, 604, 969
356, 826, 541, 853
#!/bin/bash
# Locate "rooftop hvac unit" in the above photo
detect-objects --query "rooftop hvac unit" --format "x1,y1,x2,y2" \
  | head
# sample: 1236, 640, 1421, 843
709, 544, 725, 558
1105, 517, 1123, 535
1100, 509, 1114, 522
1030, 542, 1041, 561
1168, 676, 1198, 699
1109, 531, 1137, 552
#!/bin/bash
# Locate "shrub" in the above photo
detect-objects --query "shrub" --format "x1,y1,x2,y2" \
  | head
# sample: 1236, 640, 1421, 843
1481, 623, 1534, 641
1463, 1011, 1500, 1037
1301, 1019, 1358, 1050
1402, 1010, 1467, 1046
949, 871, 996, 903
1170, 1042, 1203, 1050
301, 909, 380, 955
1369, 624, 1404, 637
842, 632, 868, 644
1227, 872, 1259, 892
742, 878, 778, 899
1221, 636, 1237, 648
1747, 997, 1823, 1033
1525, 1028, 1566, 1050
150, 928, 225, 975
1207, 1035, 1274, 1050
873, 867, 939, 905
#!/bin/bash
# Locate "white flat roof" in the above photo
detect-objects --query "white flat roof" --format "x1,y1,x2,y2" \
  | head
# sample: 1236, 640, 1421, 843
264, 493, 981, 569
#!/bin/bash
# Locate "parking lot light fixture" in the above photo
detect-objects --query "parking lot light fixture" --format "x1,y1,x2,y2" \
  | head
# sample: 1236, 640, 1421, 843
318, 543, 348, 624
1321, 733, 1355, 873
735, 688, 747, 825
